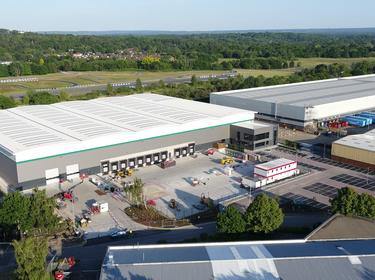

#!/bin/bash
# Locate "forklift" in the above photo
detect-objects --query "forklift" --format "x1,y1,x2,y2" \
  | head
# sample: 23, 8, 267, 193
220, 156, 234, 165
116, 169, 133, 178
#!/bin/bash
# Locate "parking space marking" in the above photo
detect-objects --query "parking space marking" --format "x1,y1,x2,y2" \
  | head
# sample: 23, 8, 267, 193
330, 174, 375, 191
310, 156, 375, 176
303, 183, 338, 199
281, 192, 329, 210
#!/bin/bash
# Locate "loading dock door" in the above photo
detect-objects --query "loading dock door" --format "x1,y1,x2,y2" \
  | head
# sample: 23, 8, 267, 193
182, 147, 188, 157
120, 160, 127, 170
145, 155, 152, 165
101, 161, 109, 175
188, 143, 195, 155
66, 164, 80, 180
161, 151, 168, 161
45, 168, 59, 185
111, 162, 119, 172
137, 157, 144, 166
174, 148, 181, 158
128, 158, 136, 168
153, 153, 160, 163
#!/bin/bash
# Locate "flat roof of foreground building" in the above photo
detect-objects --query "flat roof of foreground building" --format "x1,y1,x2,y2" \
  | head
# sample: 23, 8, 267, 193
0, 93, 254, 163
100, 239, 375, 280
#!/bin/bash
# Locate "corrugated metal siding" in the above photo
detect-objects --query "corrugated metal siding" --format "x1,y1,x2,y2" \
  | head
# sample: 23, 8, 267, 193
332, 143, 375, 165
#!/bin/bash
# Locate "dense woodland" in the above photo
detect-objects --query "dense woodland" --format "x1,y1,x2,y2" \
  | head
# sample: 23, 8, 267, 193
1, 29, 375, 76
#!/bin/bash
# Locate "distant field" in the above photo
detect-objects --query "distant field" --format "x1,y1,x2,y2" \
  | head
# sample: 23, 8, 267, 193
219, 57, 375, 69
297, 57, 375, 68
0, 70, 213, 95
0, 69, 293, 95
1, 57, 374, 95
236, 68, 294, 77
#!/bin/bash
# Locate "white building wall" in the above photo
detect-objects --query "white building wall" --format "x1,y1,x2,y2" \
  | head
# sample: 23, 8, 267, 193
311, 95, 375, 121
254, 162, 298, 185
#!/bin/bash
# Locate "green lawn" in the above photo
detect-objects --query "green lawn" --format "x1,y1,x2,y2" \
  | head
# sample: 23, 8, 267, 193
296, 57, 375, 68
0, 70, 235, 95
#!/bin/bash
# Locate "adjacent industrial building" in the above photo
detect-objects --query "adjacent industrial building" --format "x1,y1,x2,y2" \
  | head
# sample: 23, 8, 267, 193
100, 239, 375, 280
0, 93, 277, 191
331, 129, 375, 170
210, 74, 375, 129
230, 121, 278, 150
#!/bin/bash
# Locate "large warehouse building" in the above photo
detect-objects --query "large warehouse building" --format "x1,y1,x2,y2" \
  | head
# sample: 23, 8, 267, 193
0, 93, 276, 191
210, 74, 375, 129
331, 129, 375, 170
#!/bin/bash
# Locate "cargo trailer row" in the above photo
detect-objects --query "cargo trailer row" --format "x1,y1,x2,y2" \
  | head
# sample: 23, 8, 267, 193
341, 116, 371, 127
358, 112, 375, 122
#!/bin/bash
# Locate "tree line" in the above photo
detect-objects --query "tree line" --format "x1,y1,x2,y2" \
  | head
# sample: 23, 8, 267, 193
1, 29, 375, 77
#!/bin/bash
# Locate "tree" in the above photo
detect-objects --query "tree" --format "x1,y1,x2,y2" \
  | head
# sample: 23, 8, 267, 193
0, 191, 32, 234
0, 189, 60, 236
28, 189, 60, 234
330, 187, 359, 216
13, 237, 50, 280
135, 78, 143, 92
106, 83, 114, 96
217, 206, 246, 234
0, 95, 16, 109
58, 91, 70, 101
28, 91, 59, 105
22, 94, 30, 105
357, 193, 375, 219
244, 194, 284, 234
191, 74, 198, 85
124, 178, 144, 206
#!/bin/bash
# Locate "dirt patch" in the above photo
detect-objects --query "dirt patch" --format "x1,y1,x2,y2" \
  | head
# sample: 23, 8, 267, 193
143, 184, 169, 200
95, 190, 106, 196
125, 206, 190, 228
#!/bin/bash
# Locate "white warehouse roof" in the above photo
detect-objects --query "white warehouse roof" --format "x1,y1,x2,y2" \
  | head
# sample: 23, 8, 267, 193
255, 158, 296, 170
0, 93, 254, 163
333, 129, 375, 152
211, 74, 375, 122
100, 240, 375, 280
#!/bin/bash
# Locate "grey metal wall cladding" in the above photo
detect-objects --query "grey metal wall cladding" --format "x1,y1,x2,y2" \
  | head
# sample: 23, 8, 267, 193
16, 125, 230, 183
0, 151, 18, 186
18, 166, 101, 191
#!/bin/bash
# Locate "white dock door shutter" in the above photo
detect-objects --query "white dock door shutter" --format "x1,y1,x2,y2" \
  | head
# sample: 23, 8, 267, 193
66, 164, 79, 175
45, 168, 59, 179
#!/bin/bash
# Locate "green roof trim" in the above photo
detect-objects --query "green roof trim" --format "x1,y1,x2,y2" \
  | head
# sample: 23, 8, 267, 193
16, 119, 252, 165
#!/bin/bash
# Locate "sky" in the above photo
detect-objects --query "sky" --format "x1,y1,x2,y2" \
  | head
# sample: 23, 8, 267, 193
1, 0, 375, 31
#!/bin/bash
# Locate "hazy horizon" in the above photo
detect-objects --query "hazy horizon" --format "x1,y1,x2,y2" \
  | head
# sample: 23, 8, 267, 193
1, 0, 375, 32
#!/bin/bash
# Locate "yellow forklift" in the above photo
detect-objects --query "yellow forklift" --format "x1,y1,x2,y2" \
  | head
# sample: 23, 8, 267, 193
220, 156, 234, 165
116, 169, 133, 178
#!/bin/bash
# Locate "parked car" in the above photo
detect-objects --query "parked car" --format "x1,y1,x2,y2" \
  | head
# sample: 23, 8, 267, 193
110, 229, 128, 239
